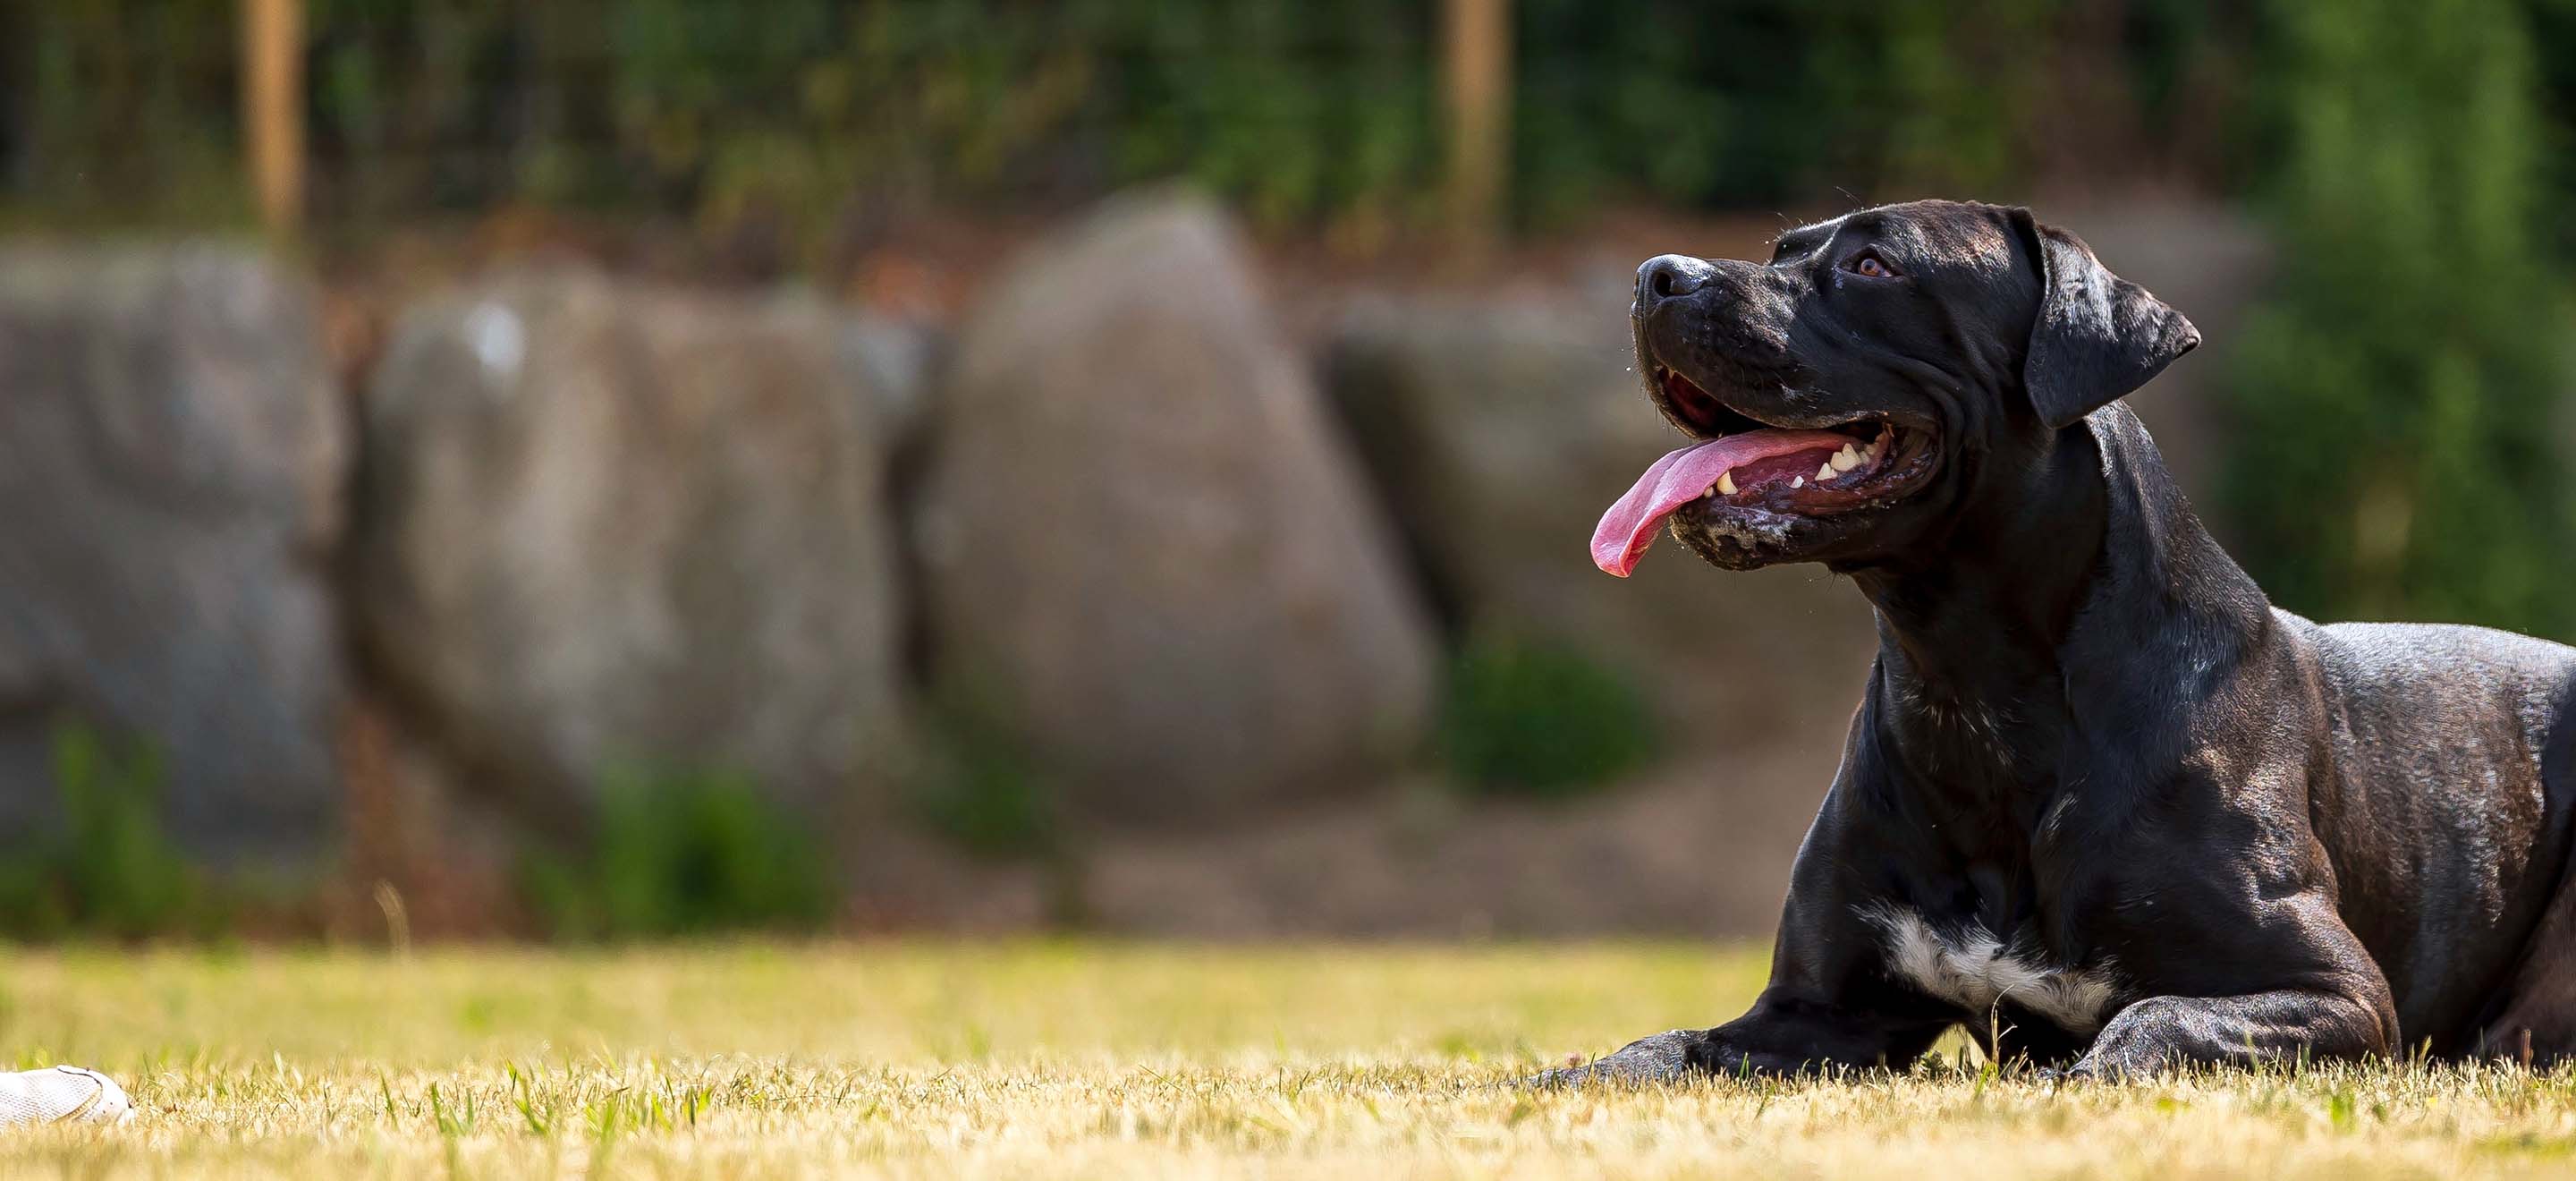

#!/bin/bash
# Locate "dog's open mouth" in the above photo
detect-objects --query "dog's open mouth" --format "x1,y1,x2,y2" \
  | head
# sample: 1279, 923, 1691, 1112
1590, 366, 1937, 576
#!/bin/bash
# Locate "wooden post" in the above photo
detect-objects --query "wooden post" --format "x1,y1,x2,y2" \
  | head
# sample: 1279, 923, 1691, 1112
1443, 0, 1511, 249
242, 0, 305, 234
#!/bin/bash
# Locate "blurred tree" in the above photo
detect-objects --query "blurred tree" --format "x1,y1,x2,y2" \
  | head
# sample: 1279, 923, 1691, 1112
243, 0, 306, 234
1513, 0, 2241, 222
0, 0, 243, 225
2224, 0, 2576, 636
2529, 0, 2576, 259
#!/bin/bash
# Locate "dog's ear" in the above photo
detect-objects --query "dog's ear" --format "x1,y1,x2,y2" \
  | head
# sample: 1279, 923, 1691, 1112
2009, 208, 2199, 429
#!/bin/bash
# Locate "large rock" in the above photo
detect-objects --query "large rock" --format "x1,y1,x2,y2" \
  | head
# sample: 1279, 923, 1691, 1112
1326, 279, 1880, 741
0, 246, 346, 862
912, 193, 1436, 821
353, 271, 911, 826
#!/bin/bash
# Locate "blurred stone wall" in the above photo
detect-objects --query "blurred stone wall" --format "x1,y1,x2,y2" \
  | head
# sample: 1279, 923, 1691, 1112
0, 248, 346, 864
352, 273, 915, 833
913, 195, 1437, 823
0, 192, 2269, 933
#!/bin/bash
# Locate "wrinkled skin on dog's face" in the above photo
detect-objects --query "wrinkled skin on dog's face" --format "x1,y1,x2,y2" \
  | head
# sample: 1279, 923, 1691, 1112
1596, 200, 2182, 574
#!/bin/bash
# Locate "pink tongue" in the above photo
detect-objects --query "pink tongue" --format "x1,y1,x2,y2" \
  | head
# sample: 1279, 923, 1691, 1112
1589, 429, 1852, 576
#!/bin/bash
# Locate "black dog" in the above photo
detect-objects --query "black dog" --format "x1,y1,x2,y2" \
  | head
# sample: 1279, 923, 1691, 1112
1555, 200, 2576, 1083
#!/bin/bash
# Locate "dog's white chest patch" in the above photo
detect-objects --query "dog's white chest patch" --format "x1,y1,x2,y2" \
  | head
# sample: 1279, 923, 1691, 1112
1861, 905, 2121, 1033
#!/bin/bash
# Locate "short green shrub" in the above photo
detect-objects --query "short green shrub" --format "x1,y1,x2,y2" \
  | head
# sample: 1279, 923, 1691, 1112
1439, 633, 1657, 799
0, 720, 208, 940
521, 769, 835, 940
904, 691, 1058, 859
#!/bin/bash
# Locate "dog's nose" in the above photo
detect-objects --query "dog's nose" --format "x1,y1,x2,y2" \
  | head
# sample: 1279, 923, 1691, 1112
1636, 254, 1715, 310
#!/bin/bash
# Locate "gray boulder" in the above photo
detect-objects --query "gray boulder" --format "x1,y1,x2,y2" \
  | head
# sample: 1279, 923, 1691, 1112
0, 245, 347, 862
1326, 281, 1879, 738
353, 271, 911, 826
912, 192, 1436, 821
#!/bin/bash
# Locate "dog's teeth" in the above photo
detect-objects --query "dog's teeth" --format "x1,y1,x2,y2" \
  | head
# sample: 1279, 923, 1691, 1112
1717, 471, 1736, 496
1792, 476, 1806, 489
1832, 445, 1860, 472
1818, 463, 1836, 481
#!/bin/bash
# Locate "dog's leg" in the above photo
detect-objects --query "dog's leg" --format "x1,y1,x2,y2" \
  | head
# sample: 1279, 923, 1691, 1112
1524, 990, 1950, 1087
2466, 917, 2576, 1066
2068, 891, 2398, 1075
2066, 987, 2394, 1076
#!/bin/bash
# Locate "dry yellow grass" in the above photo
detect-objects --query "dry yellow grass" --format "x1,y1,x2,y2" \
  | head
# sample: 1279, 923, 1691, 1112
3, 941, 2575, 1177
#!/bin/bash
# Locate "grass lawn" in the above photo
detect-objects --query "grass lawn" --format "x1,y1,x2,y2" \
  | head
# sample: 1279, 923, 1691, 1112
4, 941, 2575, 1177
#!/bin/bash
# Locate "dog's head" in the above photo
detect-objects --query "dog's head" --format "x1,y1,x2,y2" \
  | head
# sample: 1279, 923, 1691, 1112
1591, 200, 2198, 575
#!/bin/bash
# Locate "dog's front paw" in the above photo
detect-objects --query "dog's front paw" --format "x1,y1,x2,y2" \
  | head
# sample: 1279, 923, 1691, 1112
2026, 1059, 2101, 1085
1518, 1029, 1705, 1088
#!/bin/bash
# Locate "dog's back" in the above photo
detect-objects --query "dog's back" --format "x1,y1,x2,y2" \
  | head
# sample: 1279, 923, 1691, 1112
2305, 616, 2576, 780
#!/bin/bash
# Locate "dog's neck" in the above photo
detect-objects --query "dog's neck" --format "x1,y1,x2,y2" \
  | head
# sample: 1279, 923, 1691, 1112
1847, 405, 2270, 808
1852, 422, 2110, 711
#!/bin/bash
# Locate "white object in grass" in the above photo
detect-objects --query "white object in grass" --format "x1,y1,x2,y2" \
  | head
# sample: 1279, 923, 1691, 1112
0, 1066, 134, 1126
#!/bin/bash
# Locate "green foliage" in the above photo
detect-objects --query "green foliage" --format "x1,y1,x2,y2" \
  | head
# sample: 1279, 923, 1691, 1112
1439, 633, 1657, 799
0, 0, 248, 225
2534, 0, 2576, 260
5, 0, 2243, 239
5, 0, 1442, 243
1517, 0, 2076, 220
0, 721, 207, 941
2224, 0, 2576, 636
522, 769, 835, 940
905, 690, 1059, 858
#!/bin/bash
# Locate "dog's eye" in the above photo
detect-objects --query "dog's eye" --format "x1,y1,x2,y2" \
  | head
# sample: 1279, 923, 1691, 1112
1847, 251, 1897, 278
